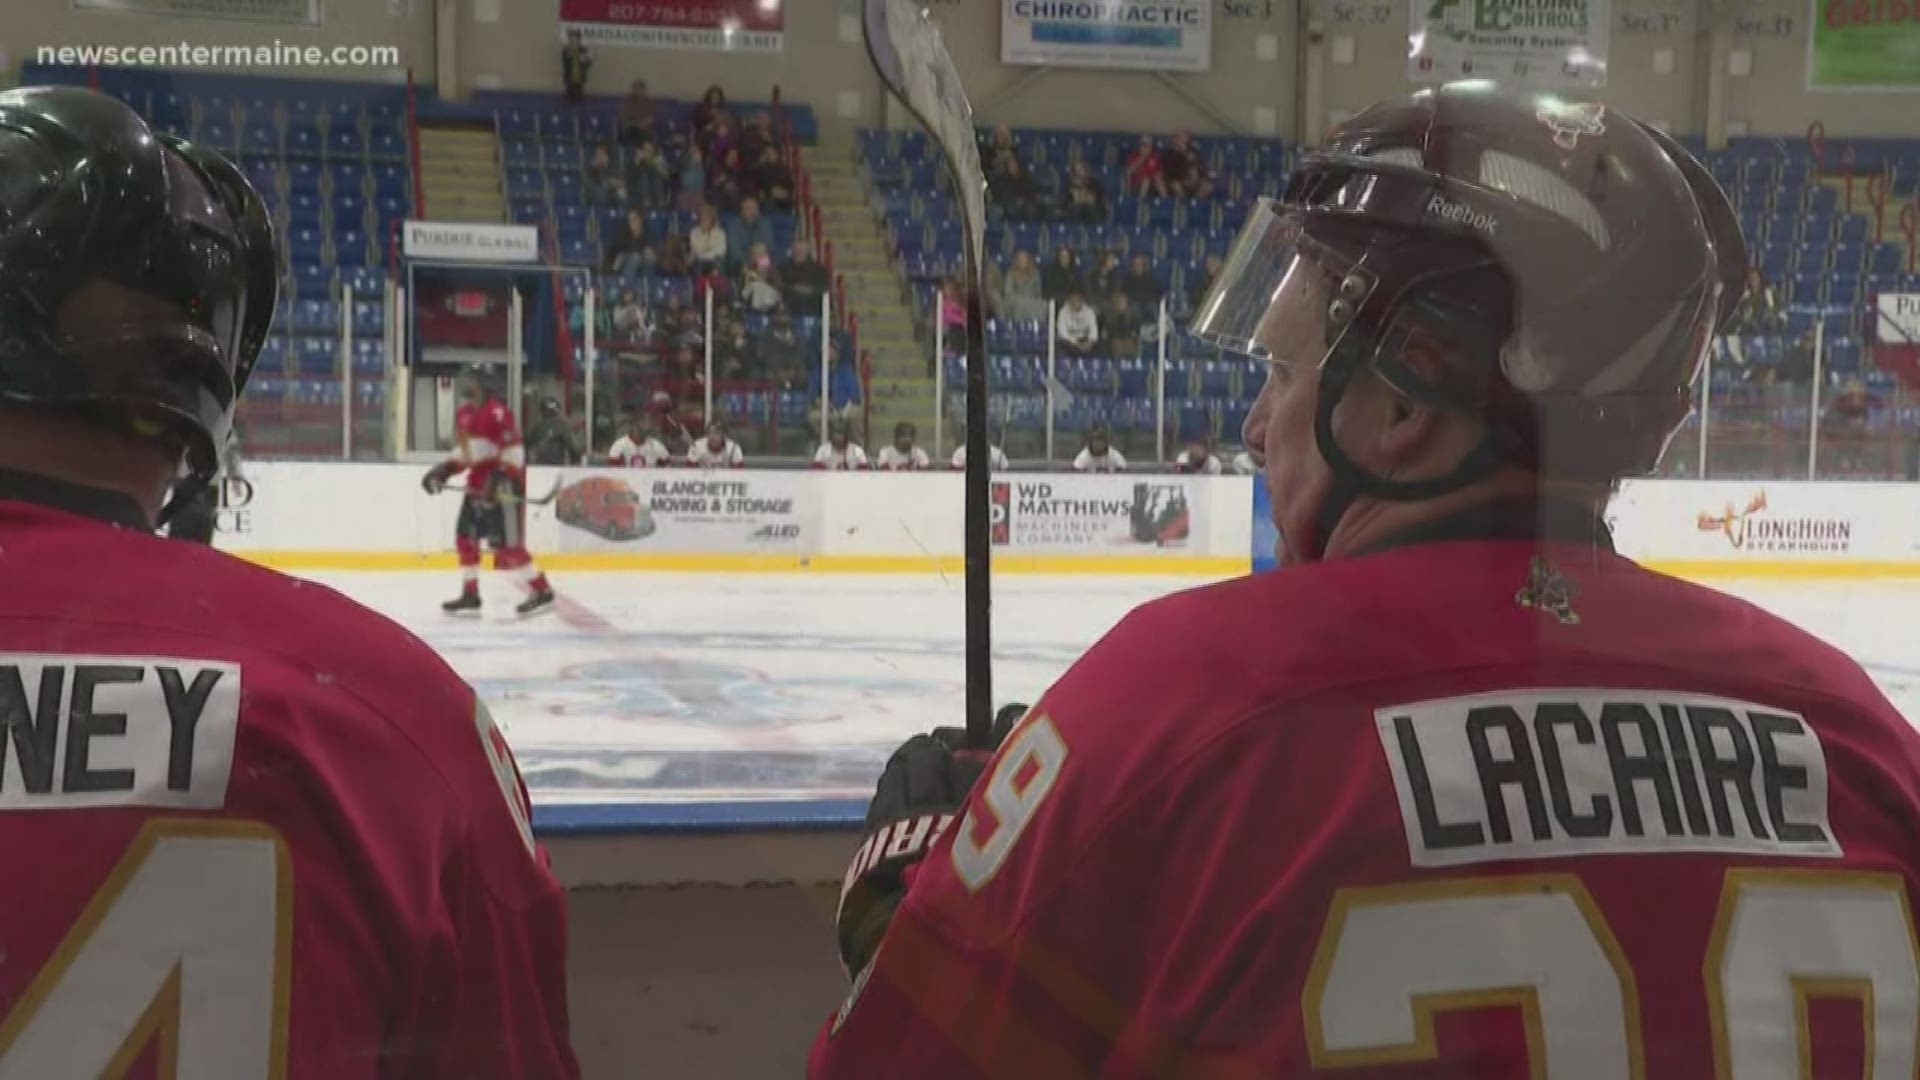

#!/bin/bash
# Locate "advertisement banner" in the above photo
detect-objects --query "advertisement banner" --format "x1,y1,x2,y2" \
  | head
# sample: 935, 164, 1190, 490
990, 474, 1205, 554
1808, 0, 1920, 90
1409, 0, 1610, 88
1874, 291, 1920, 384
403, 221, 540, 263
1608, 480, 1920, 564
1001, 0, 1211, 71
559, 0, 783, 52
553, 469, 819, 552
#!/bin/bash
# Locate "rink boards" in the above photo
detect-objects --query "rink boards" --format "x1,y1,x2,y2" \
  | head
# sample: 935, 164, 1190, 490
225, 466, 1920, 834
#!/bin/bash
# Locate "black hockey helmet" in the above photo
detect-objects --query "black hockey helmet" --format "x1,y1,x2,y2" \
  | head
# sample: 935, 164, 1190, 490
1193, 85, 1745, 523
0, 86, 277, 514
894, 420, 916, 439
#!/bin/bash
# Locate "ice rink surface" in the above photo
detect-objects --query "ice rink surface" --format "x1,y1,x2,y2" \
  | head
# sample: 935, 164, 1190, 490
299, 569, 1920, 819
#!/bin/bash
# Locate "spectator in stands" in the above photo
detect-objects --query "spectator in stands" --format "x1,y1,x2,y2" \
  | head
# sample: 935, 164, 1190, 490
708, 147, 746, 213
981, 125, 1018, 179
676, 149, 707, 213
706, 115, 738, 170
586, 144, 625, 205
655, 228, 690, 277
694, 86, 728, 140
607, 413, 670, 467
1732, 267, 1785, 334
1120, 253, 1165, 318
1004, 250, 1047, 322
526, 398, 584, 465
1159, 132, 1212, 199
752, 146, 795, 211
1102, 292, 1140, 358
779, 239, 830, 316
611, 288, 649, 341
1042, 245, 1082, 304
1064, 161, 1105, 224
687, 419, 745, 467
877, 421, 932, 470
1832, 375, 1870, 423
673, 304, 705, 351
1088, 249, 1123, 300
619, 79, 656, 143
759, 306, 808, 388
626, 139, 670, 209
1057, 291, 1099, 357
560, 29, 592, 105
997, 158, 1041, 220
1173, 434, 1222, 475
1125, 134, 1166, 197
1778, 329, 1816, 385
813, 417, 869, 469
1072, 422, 1127, 472
950, 426, 1010, 470
740, 112, 779, 167
939, 278, 967, 336
726, 198, 774, 271
714, 314, 757, 379
741, 244, 783, 312
661, 345, 706, 410
604, 209, 654, 276
689, 204, 727, 274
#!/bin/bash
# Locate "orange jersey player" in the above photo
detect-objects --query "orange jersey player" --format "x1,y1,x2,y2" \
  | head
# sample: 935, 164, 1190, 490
422, 373, 558, 617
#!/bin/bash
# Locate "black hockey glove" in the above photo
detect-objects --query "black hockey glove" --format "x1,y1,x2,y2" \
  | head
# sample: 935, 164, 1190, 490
836, 703, 1027, 978
421, 459, 459, 494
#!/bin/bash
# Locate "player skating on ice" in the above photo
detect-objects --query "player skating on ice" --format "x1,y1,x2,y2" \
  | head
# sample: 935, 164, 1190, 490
0, 87, 577, 1077
818, 88, 1920, 1077
422, 372, 558, 617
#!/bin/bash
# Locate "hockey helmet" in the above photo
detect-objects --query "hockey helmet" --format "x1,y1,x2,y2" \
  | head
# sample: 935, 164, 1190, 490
0, 86, 277, 515
1192, 84, 1745, 495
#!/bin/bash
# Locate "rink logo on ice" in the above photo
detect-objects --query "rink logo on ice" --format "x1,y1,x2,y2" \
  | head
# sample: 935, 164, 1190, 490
0, 653, 241, 810
1695, 489, 1851, 553
990, 477, 1194, 551
1377, 688, 1839, 867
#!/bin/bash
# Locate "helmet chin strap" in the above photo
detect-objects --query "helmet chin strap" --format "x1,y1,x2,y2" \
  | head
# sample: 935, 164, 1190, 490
1304, 340, 1504, 562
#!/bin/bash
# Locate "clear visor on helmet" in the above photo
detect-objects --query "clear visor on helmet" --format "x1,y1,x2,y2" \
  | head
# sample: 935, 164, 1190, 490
1189, 199, 1379, 367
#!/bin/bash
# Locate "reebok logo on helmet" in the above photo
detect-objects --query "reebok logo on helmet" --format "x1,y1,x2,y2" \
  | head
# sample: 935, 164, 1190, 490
1427, 194, 1499, 235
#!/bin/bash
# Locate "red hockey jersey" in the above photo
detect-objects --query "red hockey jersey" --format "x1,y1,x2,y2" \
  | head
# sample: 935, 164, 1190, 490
455, 395, 525, 490
0, 476, 577, 1078
812, 507, 1920, 1078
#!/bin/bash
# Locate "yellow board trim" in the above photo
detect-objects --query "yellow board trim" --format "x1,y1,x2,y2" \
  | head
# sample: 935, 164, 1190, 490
230, 550, 1255, 575
225, 549, 1920, 579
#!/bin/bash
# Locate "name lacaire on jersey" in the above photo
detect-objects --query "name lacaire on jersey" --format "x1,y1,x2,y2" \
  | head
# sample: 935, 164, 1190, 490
0, 653, 240, 809
1377, 688, 1838, 867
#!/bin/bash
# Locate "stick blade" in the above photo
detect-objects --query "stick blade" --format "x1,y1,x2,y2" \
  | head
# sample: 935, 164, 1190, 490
862, 0, 986, 275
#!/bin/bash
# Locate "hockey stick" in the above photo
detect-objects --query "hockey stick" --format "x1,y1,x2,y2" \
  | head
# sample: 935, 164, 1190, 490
864, 0, 994, 749
440, 475, 564, 506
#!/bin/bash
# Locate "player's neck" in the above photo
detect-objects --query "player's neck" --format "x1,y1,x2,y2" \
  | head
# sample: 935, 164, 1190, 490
0, 408, 175, 524
1323, 467, 1598, 559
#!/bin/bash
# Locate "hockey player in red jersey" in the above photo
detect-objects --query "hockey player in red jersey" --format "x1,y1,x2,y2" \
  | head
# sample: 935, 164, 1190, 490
816, 86, 1920, 1077
0, 87, 577, 1077
423, 373, 558, 617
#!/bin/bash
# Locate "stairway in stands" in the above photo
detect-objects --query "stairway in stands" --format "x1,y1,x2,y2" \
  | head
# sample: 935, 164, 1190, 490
807, 143, 934, 446
419, 124, 505, 222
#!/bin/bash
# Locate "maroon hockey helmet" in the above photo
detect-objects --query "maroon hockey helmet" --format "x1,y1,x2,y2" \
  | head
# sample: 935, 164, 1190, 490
1192, 84, 1746, 496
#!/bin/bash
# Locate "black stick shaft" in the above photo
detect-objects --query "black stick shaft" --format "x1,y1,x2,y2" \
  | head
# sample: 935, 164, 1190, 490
962, 257, 992, 749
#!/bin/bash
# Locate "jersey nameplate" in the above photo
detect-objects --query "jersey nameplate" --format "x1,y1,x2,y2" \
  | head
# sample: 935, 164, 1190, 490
1376, 689, 1840, 867
0, 653, 240, 810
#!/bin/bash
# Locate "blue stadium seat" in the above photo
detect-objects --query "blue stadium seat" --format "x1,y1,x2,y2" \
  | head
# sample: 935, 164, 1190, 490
290, 261, 334, 298
341, 267, 386, 298
351, 338, 386, 374
240, 123, 279, 156
285, 123, 322, 159
293, 300, 337, 334
368, 125, 406, 162
371, 163, 410, 198
295, 337, 340, 376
